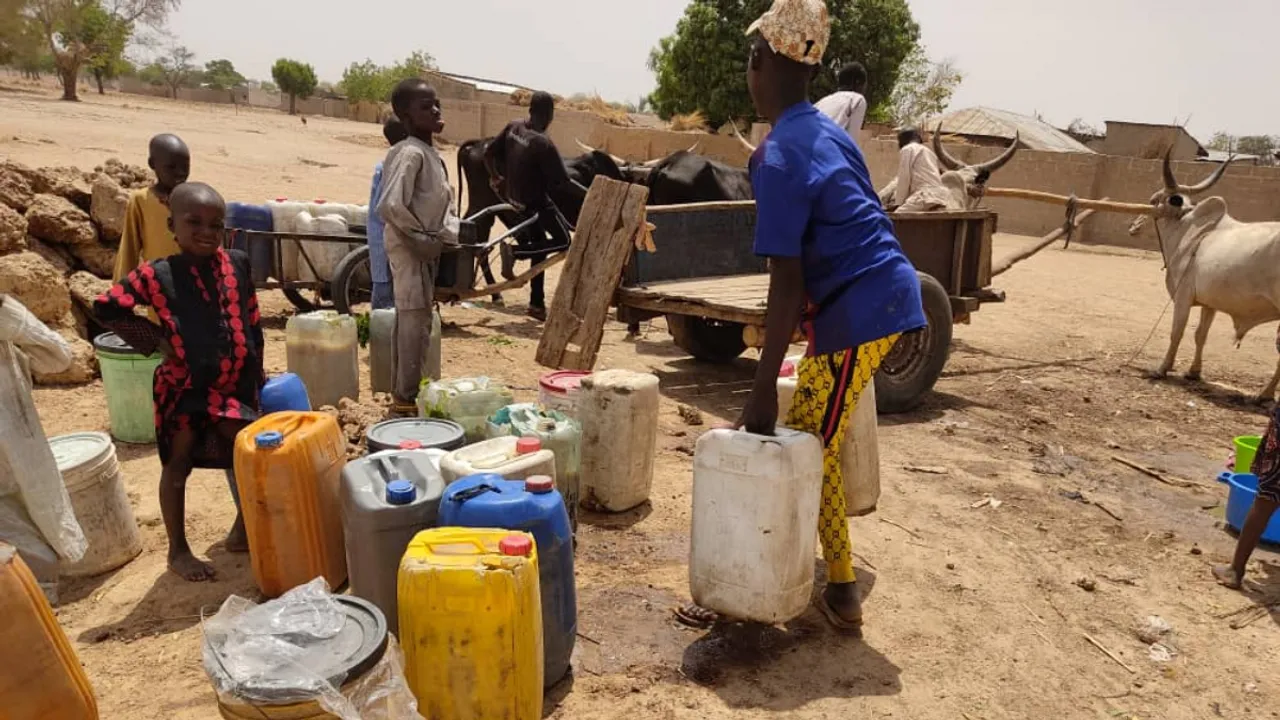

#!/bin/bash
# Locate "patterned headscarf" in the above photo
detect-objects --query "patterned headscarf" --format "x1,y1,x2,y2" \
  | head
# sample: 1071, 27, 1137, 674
745, 0, 831, 66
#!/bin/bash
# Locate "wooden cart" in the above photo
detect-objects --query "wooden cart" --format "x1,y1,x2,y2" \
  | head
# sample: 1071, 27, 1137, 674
613, 203, 1000, 414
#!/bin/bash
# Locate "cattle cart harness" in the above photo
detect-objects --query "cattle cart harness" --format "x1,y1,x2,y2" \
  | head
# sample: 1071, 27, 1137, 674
224, 204, 551, 313
612, 202, 1002, 414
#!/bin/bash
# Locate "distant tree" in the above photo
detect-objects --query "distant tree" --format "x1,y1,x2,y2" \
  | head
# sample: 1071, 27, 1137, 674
389, 49, 435, 79
136, 59, 162, 85
79, 3, 131, 94
203, 58, 245, 90
647, 0, 919, 127
272, 57, 317, 114
340, 50, 437, 104
1236, 135, 1276, 158
154, 43, 193, 97
875, 45, 963, 128
259, 79, 278, 94
23, 0, 180, 101
1067, 118, 1102, 139
1207, 131, 1235, 152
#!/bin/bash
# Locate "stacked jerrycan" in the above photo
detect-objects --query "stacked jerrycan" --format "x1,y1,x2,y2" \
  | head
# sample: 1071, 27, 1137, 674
438, 474, 576, 688
233, 411, 348, 598
285, 311, 359, 408
369, 309, 442, 395
398, 529, 544, 720
487, 403, 582, 532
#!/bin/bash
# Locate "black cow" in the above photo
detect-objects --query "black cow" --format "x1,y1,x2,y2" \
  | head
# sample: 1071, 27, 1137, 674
643, 150, 753, 205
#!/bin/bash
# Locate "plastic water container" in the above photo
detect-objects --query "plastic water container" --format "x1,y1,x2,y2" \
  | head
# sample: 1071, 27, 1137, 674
233, 412, 348, 598
398, 528, 543, 719
225, 202, 275, 283
260, 373, 311, 414
365, 418, 466, 455
690, 427, 824, 624
1217, 471, 1280, 544
266, 199, 306, 233
286, 311, 359, 408
418, 377, 514, 443
94, 332, 163, 444
50, 432, 142, 577
578, 370, 660, 512
0, 544, 98, 719
439, 436, 557, 486
538, 371, 590, 417
778, 356, 881, 516
342, 449, 445, 636
369, 309, 442, 395
488, 404, 582, 533
282, 206, 361, 284
439, 474, 575, 686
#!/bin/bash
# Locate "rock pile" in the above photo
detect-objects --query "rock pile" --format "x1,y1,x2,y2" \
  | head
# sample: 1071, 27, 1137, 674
0, 158, 153, 386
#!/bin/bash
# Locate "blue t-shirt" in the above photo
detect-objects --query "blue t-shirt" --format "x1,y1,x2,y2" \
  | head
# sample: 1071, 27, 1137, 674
366, 161, 390, 284
751, 102, 926, 356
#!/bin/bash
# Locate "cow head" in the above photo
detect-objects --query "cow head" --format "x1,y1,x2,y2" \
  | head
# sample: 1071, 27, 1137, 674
1128, 151, 1232, 235
573, 139, 701, 188
932, 127, 1021, 209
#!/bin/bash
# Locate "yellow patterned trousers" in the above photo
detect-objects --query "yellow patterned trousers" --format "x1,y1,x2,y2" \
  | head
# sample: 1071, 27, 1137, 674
785, 334, 900, 584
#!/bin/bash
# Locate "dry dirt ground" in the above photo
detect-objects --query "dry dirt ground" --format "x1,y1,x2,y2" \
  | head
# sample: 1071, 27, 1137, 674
4, 80, 1280, 720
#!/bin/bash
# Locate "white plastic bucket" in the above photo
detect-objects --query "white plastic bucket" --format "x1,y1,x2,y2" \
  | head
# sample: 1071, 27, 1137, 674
50, 433, 142, 577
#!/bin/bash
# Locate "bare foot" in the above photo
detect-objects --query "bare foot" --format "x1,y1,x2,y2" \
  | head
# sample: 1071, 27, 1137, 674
224, 516, 249, 554
817, 582, 864, 632
169, 551, 216, 582
1213, 565, 1244, 590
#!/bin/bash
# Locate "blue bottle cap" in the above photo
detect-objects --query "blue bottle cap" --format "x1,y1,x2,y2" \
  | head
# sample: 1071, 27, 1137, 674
386, 480, 417, 505
255, 431, 284, 449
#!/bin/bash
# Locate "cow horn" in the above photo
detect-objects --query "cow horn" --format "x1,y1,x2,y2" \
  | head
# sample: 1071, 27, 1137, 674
1185, 155, 1233, 194
973, 131, 1020, 175
687, 141, 701, 155
732, 123, 757, 153
575, 138, 627, 167
1161, 149, 1179, 193
932, 123, 965, 171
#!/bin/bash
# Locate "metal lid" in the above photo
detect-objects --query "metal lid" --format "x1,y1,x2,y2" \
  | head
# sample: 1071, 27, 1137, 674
49, 432, 112, 471
539, 370, 589, 394
515, 437, 541, 455
366, 418, 465, 453
525, 475, 554, 494
499, 534, 533, 557
92, 332, 142, 355
386, 480, 417, 506
255, 431, 284, 449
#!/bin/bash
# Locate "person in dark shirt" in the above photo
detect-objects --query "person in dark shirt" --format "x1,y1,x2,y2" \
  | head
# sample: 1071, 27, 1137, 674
484, 91, 586, 320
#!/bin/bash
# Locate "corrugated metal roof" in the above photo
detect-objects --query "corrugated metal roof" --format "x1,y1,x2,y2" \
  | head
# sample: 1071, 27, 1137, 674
927, 107, 1095, 154
438, 71, 525, 95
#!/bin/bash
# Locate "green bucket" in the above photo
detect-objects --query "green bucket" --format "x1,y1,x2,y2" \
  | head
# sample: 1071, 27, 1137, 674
94, 333, 163, 444
1234, 435, 1262, 474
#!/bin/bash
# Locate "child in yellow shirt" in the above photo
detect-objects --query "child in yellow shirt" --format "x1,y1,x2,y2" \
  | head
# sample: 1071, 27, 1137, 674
112, 134, 190, 281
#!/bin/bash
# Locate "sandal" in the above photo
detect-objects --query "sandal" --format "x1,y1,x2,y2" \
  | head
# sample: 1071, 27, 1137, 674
673, 604, 719, 629
815, 594, 864, 634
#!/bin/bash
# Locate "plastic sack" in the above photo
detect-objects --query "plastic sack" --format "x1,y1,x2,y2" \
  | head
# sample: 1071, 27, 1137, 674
487, 403, 582, 531
202, 578, 423, 720
417, 377, 513, 443
0, 296, 86, 566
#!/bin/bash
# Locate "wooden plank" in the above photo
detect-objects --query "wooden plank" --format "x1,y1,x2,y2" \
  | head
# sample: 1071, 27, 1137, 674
991, 204, 1101, 278
950, 221, 967, 296
983, 188, 1153, 215
536, 177, 650, 370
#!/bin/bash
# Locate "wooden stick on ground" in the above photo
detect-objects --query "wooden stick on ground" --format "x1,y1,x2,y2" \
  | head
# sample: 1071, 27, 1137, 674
991, 205, 1100, 277
879, 516, 923, 540
1092, 501, 1124, 522
1083, 632, 1137, 674
1111, 455, 1209, 489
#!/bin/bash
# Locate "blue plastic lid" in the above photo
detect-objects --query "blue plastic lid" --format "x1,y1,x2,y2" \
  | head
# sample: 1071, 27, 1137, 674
255, 431, 284, 449
386, 480, 416, 505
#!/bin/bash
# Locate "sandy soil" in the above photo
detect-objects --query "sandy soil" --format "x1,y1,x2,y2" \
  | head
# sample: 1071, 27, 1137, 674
5, 81, 1279, 720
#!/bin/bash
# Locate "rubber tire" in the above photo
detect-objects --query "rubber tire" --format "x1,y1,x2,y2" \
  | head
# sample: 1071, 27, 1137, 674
667, 315, 747, 364
331, 245, 372, 316
874, 272, 953, 414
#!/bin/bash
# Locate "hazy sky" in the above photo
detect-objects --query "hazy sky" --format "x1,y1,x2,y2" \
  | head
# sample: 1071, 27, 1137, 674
168, 0, 1276, 138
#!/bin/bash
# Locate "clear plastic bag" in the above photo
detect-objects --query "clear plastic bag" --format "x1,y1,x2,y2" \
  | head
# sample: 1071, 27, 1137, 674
202, 578, 423, 720
418, 377, 513, 442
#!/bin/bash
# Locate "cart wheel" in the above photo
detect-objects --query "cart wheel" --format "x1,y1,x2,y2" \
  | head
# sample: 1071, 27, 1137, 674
667, 315, 747, 364
874, 272, 952, 414
332, 245, 373, 315
282, 288, 318, 312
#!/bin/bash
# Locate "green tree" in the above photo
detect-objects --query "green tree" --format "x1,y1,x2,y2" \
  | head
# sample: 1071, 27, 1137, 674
647, 0, 920, 127
388, 49, 435, 79
259, 79, 277, 93
203, 58, 245, 90
1236, 135, 1276, 158
79, 2, 131, 94
877, 45, 963, 127
1207, 132, 1234, 152
23, 0, 180, 101
272, 57, 317, 114
154, 43, 193, 97
340, 50, 437, 104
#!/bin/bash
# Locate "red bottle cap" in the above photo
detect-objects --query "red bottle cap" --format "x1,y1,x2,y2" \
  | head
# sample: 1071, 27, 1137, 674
516, 437, 542, 454
499, 534, 533, 557
398, 440, 423, 450
525, 475, 554, 493
778, 360, 796, 378
275, 197, 287, 202
313, 198, 327, 203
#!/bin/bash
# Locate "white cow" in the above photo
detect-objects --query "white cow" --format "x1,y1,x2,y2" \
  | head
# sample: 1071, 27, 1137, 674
1130, 152, 1280, 400
878, 128, 1021, 212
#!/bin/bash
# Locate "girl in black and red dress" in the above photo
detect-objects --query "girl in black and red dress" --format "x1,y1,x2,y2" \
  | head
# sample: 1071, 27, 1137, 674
94, 182, 264, 581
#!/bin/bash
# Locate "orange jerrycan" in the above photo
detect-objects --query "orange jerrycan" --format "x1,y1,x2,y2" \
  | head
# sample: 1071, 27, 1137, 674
234, 411, 348, 598
398, 528, 543, 720
0, 543, 98, 720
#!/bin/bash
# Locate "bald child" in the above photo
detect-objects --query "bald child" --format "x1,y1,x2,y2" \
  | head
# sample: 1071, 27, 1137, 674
113, 133, 191, 281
